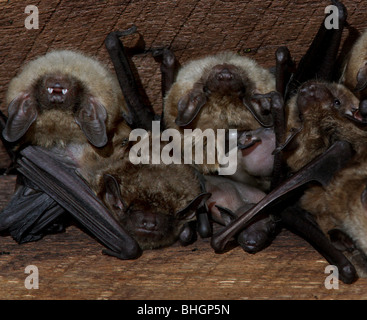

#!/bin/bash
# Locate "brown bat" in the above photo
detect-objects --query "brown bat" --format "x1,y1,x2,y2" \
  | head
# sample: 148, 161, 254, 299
161, 51, 282, 252
71, 124, 209, 250
211, 81, 364, 283
300, 150, 367, 277
1, 31, 209, 257
0, 49, 145, 259
163, 51, 276, 174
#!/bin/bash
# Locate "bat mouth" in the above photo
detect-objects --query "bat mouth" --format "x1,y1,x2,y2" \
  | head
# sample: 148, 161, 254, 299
344, 109, 367, 126
47, 87, 68, 95
47, 85, 69, 103
135, 228, 162, 237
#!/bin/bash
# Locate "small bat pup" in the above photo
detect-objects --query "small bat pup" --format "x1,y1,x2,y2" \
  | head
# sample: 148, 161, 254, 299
0, 48, 207, 258
162, 51, 280, 253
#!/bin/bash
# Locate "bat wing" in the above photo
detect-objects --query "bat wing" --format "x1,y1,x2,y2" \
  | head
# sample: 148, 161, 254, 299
16, 145, 142, 260
105, 27, 155, 130
0, 175, 66, 243
211, 140, 354, 253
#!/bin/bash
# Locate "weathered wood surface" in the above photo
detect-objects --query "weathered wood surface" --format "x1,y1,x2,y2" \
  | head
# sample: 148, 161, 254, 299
1, 0, 367, 300
1, 175, 367, 300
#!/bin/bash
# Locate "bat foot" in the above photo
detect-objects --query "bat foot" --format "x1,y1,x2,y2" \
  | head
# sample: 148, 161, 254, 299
236, 215, 280, 254
339, 263, 357, 284
102, 245, 142, 260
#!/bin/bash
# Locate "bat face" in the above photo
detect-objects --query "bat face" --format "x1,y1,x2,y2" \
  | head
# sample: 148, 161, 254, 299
113, 201, 187, 250
34, 73, 84, 109
3, 50, 124, 148
202, 63, 252, 97
285, 81, 367, 172
163, 52, 275, 173
296, 81, 360, 122
100, 168, 208, 250
164, 52, 275, 130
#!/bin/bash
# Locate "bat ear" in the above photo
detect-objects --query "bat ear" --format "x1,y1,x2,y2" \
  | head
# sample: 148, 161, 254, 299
215, 205, 236, 225
242, 94, 273, 127
296, 81, 333, 115
103, 174, 127, 212
328, 228, 356, 252
176, 192, 211, 221
3, 93, 38, 142
355, 63, 367, 92
175, 86, 208, 126
75, 97, 108, 148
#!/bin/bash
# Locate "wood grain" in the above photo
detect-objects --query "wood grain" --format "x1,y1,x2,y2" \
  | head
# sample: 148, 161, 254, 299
1, 0, 367, 300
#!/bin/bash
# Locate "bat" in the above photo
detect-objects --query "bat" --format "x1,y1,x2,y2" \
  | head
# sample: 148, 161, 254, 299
163, 51, 276, 174
210, 0, 365, 283
1, 27, 211, 258
0, 49, 147, 259
3, 49, 126, 148
300, 150, 367, 278
160, 50, 284, 252
105, 28, 213, 247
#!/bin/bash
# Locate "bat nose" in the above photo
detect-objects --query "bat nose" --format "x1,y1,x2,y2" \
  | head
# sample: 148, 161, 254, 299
138, 213, 158, 231
216, 68, 233, 81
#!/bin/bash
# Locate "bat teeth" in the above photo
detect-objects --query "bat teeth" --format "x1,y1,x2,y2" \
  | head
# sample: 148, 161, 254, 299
62, 89, 68, 95
47, 87, 54, 94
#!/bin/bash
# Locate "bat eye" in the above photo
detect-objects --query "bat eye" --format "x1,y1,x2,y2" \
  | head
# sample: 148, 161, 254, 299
334, 99, 341, 108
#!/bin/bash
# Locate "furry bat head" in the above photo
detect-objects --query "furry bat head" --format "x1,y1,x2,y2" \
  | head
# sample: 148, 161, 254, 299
73, 123, 209, 250
164, 51, 275, 129
163, 51, 275, 173
4, 50, 125, 148
285, 80, 367, 171
300, 151, 367, 277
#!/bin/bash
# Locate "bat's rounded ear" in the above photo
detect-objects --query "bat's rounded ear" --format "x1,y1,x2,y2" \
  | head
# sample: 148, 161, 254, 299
242, 95, 273, 127
103, 174, 127, 212
75, 97, 108, 148
296, 81, 332, 115
3, 93, 38, 142
175, 89, 208, 127
355, 63, 367, 92
176, 192, 211, 221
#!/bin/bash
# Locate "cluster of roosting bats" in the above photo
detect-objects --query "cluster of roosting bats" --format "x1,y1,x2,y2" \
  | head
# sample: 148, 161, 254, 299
2, 0, 367, 284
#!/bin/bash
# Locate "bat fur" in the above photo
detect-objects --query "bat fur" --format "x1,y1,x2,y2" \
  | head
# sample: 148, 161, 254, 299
341, 29, 367, 98
4, 50, 126, 149
163, 51, 276, 174
2, 49, 206, 251
283, 80, 367, 276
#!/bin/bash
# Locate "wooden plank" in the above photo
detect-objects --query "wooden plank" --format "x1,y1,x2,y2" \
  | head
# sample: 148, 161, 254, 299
1, 0, 367, 300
